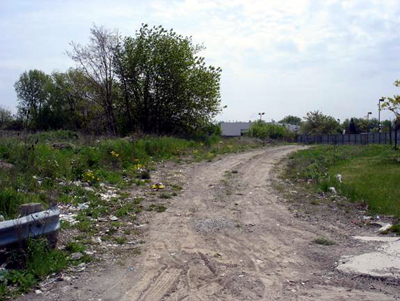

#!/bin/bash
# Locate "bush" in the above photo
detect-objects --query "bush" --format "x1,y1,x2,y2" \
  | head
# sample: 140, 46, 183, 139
248, 121, 288, 140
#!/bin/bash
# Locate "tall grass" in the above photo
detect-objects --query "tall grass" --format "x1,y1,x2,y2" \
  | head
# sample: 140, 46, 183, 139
285, 145, 400, 217
0, 131, 262, 218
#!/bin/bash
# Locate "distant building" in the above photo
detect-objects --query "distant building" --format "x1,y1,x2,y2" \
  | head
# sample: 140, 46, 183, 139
220, 122, 252, 136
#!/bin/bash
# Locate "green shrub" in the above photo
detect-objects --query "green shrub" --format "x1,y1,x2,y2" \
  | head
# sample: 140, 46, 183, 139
248, 121, 288, 139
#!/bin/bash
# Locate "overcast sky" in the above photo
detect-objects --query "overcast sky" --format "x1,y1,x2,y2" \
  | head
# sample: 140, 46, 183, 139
1, 0, 400, 122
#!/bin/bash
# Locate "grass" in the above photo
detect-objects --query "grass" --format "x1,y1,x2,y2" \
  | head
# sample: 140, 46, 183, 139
285, 145, 400, 218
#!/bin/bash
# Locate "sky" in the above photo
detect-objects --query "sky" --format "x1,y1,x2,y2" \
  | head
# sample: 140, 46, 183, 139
1, 0, 400, 123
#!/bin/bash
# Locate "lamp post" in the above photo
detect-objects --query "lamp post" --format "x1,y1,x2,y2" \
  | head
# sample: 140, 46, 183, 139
367, 112, 372, 133
378, 97, 385, 132
258, 112, 265, 121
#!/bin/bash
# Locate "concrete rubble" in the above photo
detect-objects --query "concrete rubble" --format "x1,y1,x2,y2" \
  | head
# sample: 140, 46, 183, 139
337, 236, 400, 279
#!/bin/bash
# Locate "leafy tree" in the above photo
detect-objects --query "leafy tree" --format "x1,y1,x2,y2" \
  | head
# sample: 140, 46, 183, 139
279, 115, 302, 126
0, 106, 13, 128
383, 80, 400, 123
343, 117, 379, 134
68, 26, 120, 134
116, 24, 222, 135
301, 111, 340, 135
14, 69, 51, 129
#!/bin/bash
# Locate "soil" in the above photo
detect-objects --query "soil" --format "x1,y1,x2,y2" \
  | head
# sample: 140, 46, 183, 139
19, 145, 400, 300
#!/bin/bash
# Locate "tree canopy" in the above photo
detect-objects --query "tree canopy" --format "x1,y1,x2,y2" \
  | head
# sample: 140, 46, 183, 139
279, 115, 302, 126
383, 80, 400, 121
301, 111, 340, 135
14, 24, 222, 136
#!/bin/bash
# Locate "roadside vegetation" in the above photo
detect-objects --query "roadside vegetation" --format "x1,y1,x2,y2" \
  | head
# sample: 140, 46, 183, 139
284, 145, 400, 223
0, 130, 263, 297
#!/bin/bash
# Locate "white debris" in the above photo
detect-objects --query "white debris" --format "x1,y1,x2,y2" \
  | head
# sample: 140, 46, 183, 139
109, 215, 119, 221
328, 187, 337, 194
60, 213, 78, 225
77, 203, 89, 211
336, 174, 342, 183
378, 223, 392, 233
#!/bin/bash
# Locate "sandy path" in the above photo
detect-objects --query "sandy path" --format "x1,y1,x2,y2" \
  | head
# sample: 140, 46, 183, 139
21, 146, 399, 300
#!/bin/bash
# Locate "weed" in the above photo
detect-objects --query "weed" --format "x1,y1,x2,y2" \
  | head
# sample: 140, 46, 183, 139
132, 248, 141, 255
114, 237, 127, 245
313, 237, 336, 246
156, 205, 167, 212
159, 193, 172, 199
386, 224, 400, 235
171, 184, 182, 191
65, 241, 86, 253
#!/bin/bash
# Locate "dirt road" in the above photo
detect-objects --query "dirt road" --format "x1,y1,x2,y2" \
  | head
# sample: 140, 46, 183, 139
21, 146, 399, 300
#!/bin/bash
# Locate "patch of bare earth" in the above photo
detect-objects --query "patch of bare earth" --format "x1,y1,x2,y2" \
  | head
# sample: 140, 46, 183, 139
19, 145, 399, 300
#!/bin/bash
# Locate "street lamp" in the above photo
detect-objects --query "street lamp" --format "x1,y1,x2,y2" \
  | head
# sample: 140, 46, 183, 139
378, 97, 385, 132
258, 112, 265, 121
367, 112, 372, 133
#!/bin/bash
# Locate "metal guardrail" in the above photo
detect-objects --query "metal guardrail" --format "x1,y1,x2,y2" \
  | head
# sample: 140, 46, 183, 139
0, 208, 60, 248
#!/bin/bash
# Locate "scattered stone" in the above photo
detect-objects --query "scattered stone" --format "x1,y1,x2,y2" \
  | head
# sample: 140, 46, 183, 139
70, 253, 83, 260
0, 215, 4, 222
110, 215, 119, 221
35, 289, 43, 295
336, 174, 342, 183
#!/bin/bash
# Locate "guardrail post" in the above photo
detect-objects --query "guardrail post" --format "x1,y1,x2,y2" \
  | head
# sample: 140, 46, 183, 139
19, 203, 43, 217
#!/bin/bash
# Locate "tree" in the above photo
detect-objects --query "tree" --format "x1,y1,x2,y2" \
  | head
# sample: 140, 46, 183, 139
14, 69, 51, 129
279, 115, 302, 126
382, 80, 400, 121
68, 26, 120, 134
301, 111, 340, 135
0, 106, 13, 128
116, 24, 222, 135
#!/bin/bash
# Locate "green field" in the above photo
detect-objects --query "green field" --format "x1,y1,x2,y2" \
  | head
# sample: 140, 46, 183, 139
285, 144, 400, 218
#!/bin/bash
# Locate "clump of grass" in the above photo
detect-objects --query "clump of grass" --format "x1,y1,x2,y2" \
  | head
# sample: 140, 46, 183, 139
313, 237, 336, 246
114, 237, 127, 245
1, 238, 68, 295
159, 193, 172, 199
384, 224, 400, 235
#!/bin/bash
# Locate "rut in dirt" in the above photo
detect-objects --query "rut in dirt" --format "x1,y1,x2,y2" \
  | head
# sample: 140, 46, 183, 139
123, 145, 311, 300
